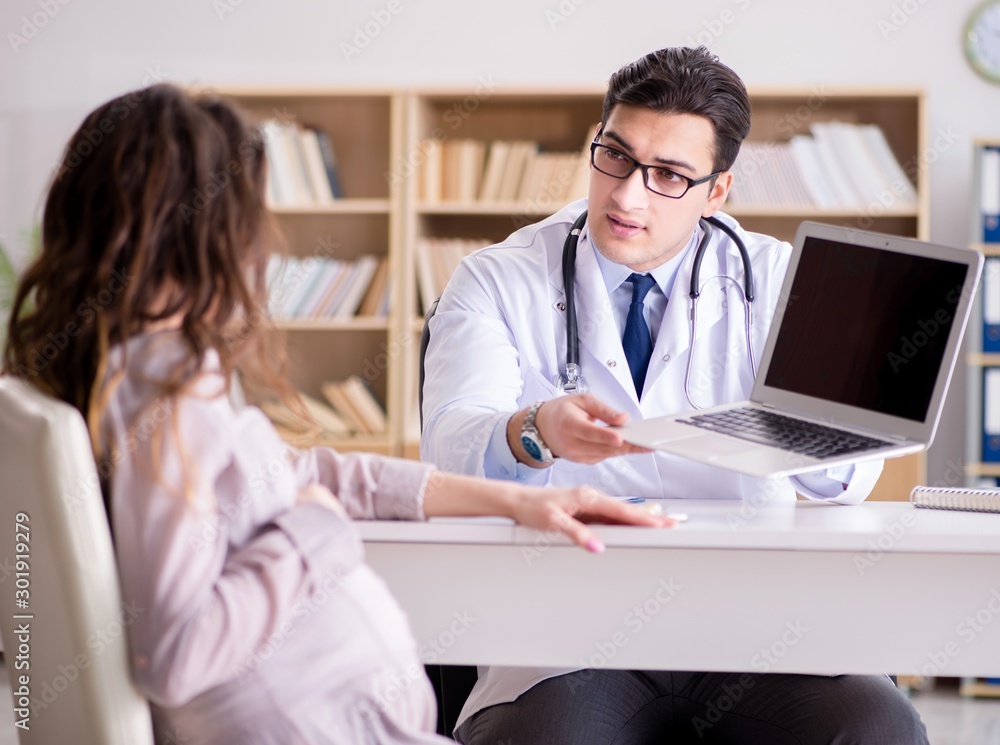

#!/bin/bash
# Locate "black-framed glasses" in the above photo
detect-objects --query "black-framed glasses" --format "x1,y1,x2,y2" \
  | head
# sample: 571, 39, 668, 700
589, 141, 722, 199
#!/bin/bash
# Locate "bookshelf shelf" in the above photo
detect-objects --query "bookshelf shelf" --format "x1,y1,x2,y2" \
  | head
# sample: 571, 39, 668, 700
966, 463, 1000, 477
274, 318, 391, 331
271, 199, 391, 215
725, 206, 920, 219
967, 353, 1000, 366
417, 202, 572, 216
960, 678, 1000, 698
970, 242, 1000, 257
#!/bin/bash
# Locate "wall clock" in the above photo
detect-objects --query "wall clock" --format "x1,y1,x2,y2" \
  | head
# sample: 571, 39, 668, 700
966, 0, 1000, 83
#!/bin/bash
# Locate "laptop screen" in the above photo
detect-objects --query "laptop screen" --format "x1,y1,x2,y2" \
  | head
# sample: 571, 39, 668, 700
763, 236, 969, 422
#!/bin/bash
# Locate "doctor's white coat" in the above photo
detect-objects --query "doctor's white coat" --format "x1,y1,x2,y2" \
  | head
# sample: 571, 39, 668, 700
420, 199, 881, 506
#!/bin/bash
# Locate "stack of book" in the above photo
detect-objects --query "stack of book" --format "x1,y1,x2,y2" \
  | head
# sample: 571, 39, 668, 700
417, 125, 598, 207
266, 254, 390, 319
415, 237, 490, 314
726, 122, 918, 210
261, 375, 387, 446
260, 119, 344, 207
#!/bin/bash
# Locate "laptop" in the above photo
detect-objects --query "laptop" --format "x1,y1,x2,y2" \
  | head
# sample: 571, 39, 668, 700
619, 221, 984, 479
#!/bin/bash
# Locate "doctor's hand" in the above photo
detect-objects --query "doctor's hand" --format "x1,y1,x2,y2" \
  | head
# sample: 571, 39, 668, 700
509, 394, 652, 466
422, 472, 676, 553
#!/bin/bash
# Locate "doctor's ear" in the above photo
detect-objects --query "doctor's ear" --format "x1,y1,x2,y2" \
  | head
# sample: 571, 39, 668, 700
702, 171, 733, 216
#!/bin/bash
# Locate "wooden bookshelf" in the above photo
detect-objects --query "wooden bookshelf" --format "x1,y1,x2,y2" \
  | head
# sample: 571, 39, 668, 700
216, 87, 404, 455
400, 86, 930, 503
961, 140, 1000, 696
965, 140, 1000, 488
211, 85, 931, 481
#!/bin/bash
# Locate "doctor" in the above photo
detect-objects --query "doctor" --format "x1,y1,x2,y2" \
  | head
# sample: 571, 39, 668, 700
421, 47, 927, 745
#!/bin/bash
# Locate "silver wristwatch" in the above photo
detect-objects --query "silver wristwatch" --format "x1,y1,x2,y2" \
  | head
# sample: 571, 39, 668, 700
520, 400, 554, 464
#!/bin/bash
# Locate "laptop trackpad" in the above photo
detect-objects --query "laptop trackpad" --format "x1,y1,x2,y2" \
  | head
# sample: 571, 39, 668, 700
665, 433, 760, 461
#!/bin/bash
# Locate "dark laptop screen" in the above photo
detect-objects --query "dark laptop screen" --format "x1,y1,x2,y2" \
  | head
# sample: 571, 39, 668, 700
763, 236, 969, 422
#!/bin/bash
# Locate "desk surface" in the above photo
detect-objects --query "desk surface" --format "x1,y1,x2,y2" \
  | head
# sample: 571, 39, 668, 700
359, 501, 1000, 677
360, 499, 1000, 554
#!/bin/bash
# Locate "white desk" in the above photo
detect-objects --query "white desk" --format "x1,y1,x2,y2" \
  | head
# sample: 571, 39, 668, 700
359, 500, 1000, 677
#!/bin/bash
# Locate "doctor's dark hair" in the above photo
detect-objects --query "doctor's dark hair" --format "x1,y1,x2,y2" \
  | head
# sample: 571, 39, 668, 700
602, 46, 751, 173
3, 82, 301, 481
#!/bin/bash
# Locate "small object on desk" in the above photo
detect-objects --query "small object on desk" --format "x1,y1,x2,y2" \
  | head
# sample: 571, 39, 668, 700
909, 485, 1000, 514
616, 496, 646, 504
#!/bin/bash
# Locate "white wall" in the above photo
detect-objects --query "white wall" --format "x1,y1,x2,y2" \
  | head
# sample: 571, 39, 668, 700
2, 0, 998, 484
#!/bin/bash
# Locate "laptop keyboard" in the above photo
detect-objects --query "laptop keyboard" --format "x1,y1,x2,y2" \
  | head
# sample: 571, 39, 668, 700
677, 407, 893, 459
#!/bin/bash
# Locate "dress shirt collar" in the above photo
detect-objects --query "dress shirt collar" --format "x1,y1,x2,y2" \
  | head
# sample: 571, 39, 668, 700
583, 221, 703, 301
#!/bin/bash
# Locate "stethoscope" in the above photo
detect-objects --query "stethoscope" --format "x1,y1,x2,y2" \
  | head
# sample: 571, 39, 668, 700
554, 210, 757, 409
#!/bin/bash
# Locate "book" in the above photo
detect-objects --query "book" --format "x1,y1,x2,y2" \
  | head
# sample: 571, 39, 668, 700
910, 485, 1000, 513
260, 393, 350, 437
357, 257, 390, 317
979, 145, 1000, 242
419, 138, 442, 203
341, 375, 388, 434
984, 258, 1000, 352
478, 140, 511, 202
299, 128, 337, 204
330, 255, 380, 318
321, 379, 371, 435
984, 367, 1000, 462
313, 129, 344, 199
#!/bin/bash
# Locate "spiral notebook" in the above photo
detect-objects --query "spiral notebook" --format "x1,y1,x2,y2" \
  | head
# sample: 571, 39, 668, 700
909, 485, 1000, 514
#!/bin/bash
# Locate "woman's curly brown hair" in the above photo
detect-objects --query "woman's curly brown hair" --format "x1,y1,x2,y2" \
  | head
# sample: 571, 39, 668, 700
3, 82, 296, 474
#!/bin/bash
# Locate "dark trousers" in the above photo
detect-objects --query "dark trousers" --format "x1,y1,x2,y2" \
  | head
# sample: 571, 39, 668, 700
455, 670, 928, 744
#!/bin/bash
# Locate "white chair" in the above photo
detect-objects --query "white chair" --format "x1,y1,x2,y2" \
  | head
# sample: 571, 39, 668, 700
0, 376, 153, 744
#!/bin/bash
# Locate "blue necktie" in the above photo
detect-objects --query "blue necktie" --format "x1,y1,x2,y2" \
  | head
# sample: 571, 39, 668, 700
623, 273, 656, 397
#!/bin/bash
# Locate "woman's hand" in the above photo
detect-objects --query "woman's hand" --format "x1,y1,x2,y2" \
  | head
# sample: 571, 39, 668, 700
506, 485, 676, 553
423, 471, 677, 554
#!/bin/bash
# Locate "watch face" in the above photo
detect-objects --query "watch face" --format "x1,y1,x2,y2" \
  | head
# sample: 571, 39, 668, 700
521, 434, 544, 462
966, 1, 1000, 83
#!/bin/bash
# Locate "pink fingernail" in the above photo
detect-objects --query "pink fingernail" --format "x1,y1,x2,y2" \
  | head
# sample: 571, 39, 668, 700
586, 538, 605, 553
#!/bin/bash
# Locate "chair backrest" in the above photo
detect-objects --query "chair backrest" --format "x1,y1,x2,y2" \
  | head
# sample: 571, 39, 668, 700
0, 376, 153, 744
418, 297, 440, 431
417, 300, 480, 736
